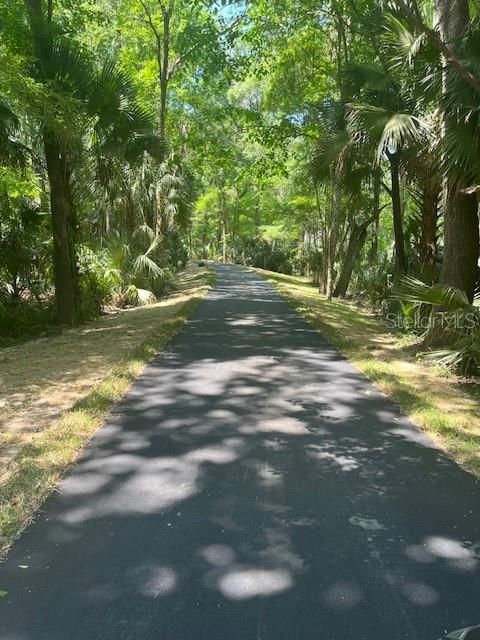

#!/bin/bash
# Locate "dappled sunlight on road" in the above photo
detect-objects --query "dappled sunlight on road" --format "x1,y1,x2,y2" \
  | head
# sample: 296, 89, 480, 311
61, 437, 245, 522
217, 568, 293, 600
405, 536, 479, 573
1, 265, 480, 640
0, 266, 211, 480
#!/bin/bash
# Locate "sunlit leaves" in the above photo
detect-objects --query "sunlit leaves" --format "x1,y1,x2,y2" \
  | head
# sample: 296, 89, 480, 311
346, 103, 429, 162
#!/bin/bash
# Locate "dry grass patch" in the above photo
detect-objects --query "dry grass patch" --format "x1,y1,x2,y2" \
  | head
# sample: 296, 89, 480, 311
256, 268, 480, 477
0, 265, 214, 557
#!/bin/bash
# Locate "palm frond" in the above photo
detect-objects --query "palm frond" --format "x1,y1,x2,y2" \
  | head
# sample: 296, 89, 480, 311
0, 100, 30, 166
123, 133, 169, 163
123, 284, 157, 306
441, 121, 480, 185
346, 103, 429, 162
383, 14, 428, 69
89, 60, 156, 158
392, 276, 471, 310
134, 223, 157, 245
422, 346, 480, 375
46, 40, 94, 98
310, 129, 353, 184
132, 252, 163, 278
342, 63, 393, 97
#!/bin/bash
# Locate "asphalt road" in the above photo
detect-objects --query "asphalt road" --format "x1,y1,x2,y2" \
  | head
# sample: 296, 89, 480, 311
1, 264, 480, 640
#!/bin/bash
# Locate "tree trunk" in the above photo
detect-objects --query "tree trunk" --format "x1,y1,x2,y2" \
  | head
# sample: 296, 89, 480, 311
126, 190, 137, 237
420, 181, 440, 271
436, 0, 479, 301
202, 211, 208, 257
333, 222, 369, 298
159, 7, 171, 137
388, 152, 407, 277
220, 189, 227, 262
43, 132, 77, 325
24, 0, 78, 325
370, 169, 381, 259
326, 174, 341, 299
313, 183, 326, 292
440, 190, 478, 300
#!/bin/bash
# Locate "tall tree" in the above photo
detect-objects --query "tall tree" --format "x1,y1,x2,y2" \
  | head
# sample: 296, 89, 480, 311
436, 0, 479, 301
24, 0, 79, 324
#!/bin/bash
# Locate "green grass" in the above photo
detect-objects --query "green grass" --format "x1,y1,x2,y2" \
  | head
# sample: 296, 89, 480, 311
255, 268, 480, 478
0, 266, 214, 558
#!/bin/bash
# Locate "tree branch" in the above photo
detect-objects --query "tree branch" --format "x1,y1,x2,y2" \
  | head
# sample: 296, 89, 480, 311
138, 0, 160, 41
138, 0, 164, 87
381, 180, 392, 197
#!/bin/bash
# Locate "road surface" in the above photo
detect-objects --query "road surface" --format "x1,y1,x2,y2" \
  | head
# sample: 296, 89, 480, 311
1, 264, 479, 640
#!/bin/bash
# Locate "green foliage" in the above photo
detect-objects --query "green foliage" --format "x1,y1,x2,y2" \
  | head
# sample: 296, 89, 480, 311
233, 237, 295, 274
394, 277, 480, 375
393, 276, 471, 311
122, 284, 157, 307
350, 257, 394, 313
0, 0, 479, 373
0, 300, 55, 346
92, 226, 174, 306
76, 246, 118, 319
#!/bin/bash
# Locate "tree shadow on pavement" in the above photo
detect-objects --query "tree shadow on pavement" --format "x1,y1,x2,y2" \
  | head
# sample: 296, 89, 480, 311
1, 265, 480, 640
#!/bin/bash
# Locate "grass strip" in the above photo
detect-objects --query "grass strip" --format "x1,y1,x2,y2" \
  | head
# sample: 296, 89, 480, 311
0, 267, 214, 558
256, 268, 480, 478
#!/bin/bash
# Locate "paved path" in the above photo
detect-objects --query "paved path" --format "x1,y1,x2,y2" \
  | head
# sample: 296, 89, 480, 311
1, 265, 480, 640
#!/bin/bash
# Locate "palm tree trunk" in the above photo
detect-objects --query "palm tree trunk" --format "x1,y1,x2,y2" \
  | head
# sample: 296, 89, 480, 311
313, 183, 327, 292
420, 181, 440, 272
220, 189, 227, 263
370, 169, 381, 259
388, 152, 407, 277
333, 221, 369, 298
327, 173, 341, 299
43, 132, 78, 325
25, 0, 78, 325
441, 190, 478, 300
126, 191, 136, 237
436, 0, 479, 301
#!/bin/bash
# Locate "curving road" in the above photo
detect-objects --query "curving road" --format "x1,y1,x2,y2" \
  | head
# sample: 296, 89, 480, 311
1, 264, 480, 640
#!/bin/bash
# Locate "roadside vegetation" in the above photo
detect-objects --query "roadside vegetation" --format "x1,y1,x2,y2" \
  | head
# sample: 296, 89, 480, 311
1, 0, 480, 373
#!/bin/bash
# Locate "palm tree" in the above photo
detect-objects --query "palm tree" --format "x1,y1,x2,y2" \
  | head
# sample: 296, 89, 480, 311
436, 0, 479, 302
86, 63, 167, 239
24, 0, 162, 324
101, 225, 169, 306
403, 144, 442, 276
310, 100, 358, 297
0, 101, 29, 167
344, 62, 430, 278
388, 1, 480, 301
311, 101, 384, 298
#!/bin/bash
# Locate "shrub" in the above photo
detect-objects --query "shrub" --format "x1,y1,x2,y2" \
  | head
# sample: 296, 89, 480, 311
77, 246, 118, 319
393, 276, 480, 376
0, 299, 55, 345
122, 285, 157, 307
